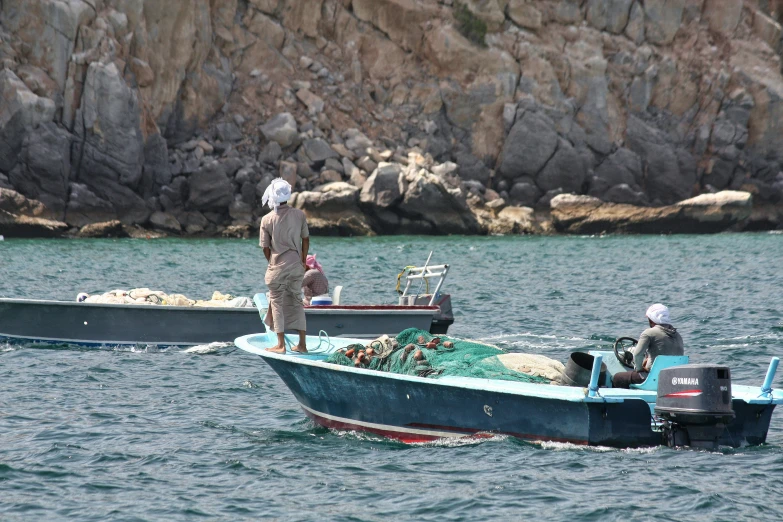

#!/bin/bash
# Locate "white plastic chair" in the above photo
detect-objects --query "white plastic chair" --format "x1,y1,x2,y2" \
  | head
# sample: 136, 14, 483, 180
332, 286, 343, 305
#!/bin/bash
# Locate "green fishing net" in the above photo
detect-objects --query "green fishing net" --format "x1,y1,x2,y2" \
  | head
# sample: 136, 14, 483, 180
325, 328, 550, 384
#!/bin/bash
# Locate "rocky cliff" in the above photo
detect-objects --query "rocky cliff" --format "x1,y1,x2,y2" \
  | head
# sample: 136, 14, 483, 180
1, 0, 783, 236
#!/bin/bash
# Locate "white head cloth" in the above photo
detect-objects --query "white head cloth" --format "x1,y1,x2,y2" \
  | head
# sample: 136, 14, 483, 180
646, 303, 671, 325
262, 178, 292, 211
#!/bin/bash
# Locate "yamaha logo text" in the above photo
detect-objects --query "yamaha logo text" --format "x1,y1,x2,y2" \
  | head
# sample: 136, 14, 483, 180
672, 377, 699, 385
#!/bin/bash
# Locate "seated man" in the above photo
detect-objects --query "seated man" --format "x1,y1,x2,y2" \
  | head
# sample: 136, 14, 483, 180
302, 254, 329, 306
612, 303, 684, 389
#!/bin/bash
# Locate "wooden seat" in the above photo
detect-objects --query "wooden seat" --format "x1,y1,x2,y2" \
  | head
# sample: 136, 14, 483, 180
629, 355, 690, 390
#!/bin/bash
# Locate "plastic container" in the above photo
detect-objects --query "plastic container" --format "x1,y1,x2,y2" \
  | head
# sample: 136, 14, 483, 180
310, 294, 333, 306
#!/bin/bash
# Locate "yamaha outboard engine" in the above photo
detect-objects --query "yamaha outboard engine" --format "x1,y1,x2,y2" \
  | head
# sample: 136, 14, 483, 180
654, 365, 734, 449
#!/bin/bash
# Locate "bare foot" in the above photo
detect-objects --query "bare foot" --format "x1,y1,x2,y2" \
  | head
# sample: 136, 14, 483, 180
291, 344, 308, 354
266, 345, 286, 354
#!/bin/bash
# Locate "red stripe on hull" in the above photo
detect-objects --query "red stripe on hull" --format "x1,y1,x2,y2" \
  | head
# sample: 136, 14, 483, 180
305, 305, 439, 311
302, 409, 590, 446
302, 409, 451, 443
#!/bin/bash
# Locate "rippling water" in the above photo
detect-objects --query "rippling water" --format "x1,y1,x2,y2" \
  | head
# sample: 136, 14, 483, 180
1, 234, 782, 521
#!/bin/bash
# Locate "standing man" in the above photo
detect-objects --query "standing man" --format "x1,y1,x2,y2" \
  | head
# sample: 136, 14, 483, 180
612, 303, 684, 388
260, 178, 309, 354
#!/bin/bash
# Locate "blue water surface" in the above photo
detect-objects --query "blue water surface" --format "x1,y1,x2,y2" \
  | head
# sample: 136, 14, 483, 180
1, 233, 782, 521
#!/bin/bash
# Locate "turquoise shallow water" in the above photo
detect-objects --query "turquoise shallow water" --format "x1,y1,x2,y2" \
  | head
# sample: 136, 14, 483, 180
1, 234, 782, 521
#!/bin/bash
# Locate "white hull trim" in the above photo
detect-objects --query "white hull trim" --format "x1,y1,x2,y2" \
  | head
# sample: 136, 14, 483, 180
299, 403, 467, 439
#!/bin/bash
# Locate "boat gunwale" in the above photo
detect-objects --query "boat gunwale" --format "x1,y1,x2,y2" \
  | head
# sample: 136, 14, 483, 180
0, 298, 440, 315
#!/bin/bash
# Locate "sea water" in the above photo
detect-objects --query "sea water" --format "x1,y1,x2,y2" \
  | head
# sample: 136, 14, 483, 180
1, 234, 782, 521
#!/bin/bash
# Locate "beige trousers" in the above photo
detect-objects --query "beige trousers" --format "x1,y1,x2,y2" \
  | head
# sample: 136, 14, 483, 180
264, 263, 306, 333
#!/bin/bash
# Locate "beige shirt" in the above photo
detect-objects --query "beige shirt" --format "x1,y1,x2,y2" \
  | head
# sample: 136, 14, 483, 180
260, 205, 309, 282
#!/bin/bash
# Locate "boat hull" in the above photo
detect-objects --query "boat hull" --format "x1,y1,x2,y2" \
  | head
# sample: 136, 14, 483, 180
261, 354, 662, 447
0, 298, 442, 347
236, 335, 780, 448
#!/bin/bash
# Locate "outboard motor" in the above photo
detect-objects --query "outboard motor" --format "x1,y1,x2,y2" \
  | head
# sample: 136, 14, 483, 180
654, 364, 734, 449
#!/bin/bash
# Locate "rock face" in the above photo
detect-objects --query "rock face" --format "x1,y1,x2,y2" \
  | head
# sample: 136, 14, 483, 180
550, 191, 754, 234
77, 220, 127, 238
292, 182, 373, 236
1, 0, 783, 235
0, 188, 68, 237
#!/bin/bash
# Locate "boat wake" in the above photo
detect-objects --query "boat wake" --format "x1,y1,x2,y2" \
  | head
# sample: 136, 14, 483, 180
534, 441, 661, 454
477, 331, 603, 353
182, 342, 235, 354
412, 433, 513, 448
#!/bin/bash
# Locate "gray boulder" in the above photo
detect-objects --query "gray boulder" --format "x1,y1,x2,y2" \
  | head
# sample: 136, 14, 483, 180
149, 211, 182, 234
216, 122, 243, 143
260, 113, 298, 148
72, 166, 150, 224
398, 170, 480, 235
604, 183, 647, 205
9, 122, 71, 215
160, 176, 189, 209
455, 149, 490, 185
255, 174, 274, 201
324, 157, 344, 174
301, 138, 339, 168
626, 116, 694, 204
65, 183, 118, 227
359, 163, 405, 208
259, 141, 283, 164
220, 157, 244, 178
229, 199, 253, 223
644, 0, 685, 45
625, 1, 645, 43
240, 181, 256, 205
0, 70, 56, 172
537, 188, 564, 208
344, 129, 373, 153
536, 139, 586, 193
509, 182, 541, 207
74, 62, 144, 190
703, 158, 736, 191
593, 148, 643, 189
587, 175, 611, 199
586, 0, 634, 34
188, 161, 233, 210
180, 211, 210, 234
292, 182, 373, 235
141, 133, 171, 197
235, 168, 255, 186
498, 111, 558, 179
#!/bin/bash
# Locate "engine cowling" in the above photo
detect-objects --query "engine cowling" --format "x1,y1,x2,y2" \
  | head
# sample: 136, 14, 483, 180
654, 364, 734, 448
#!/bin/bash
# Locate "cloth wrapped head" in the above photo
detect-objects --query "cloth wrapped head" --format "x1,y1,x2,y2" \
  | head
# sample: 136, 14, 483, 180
262, 178, 292, 211
306, 254, 325, 275
646, 303, 671, 325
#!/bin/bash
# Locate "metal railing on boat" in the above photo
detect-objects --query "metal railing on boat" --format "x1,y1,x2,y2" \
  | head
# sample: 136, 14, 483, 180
398, 251, 450, 307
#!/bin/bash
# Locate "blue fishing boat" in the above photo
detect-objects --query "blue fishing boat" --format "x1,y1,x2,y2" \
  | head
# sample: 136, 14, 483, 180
236, 295, 782, 449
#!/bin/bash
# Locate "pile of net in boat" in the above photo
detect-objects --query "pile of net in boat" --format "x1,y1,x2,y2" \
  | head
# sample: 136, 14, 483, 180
325, 328, 566, 384
76, 289, 254, 307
